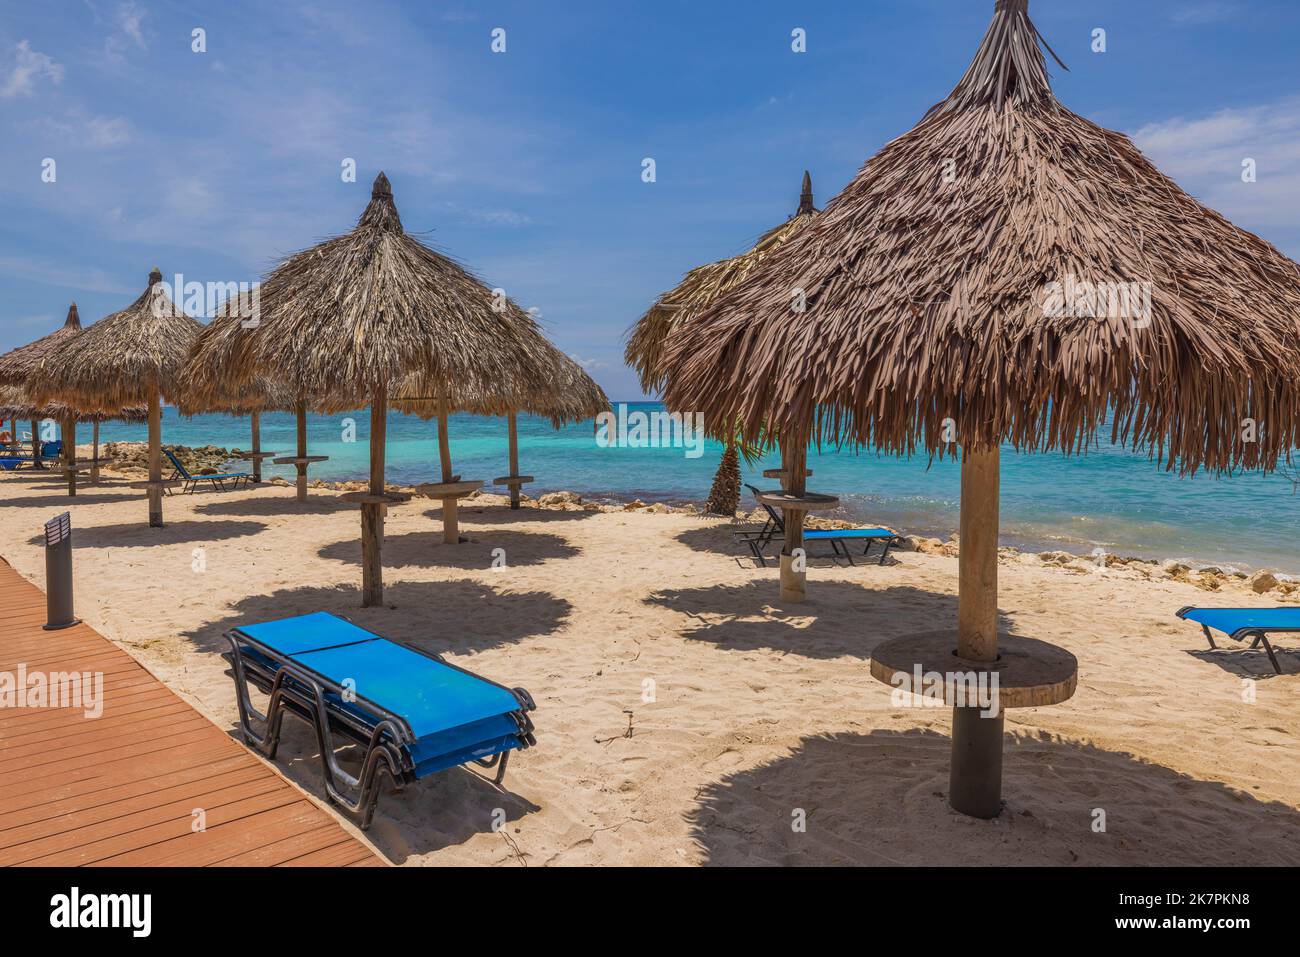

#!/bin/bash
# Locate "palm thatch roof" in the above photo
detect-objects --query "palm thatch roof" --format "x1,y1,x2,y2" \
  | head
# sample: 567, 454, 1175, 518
661, 0, 1300, 475
391, 341, 609, 427
0, 384, 146, 423
30, 269, 202, 413
626, 172, 818, 395
211, 172, 557, 400
178, 313, 303, 416
0, 302, 82, 387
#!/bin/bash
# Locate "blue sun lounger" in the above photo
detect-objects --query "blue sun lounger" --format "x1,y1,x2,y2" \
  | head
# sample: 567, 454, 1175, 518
735, 483, 902, 567
1176, 606, 1296, 674
164, 447, 251, 493
224, 612, 536, 828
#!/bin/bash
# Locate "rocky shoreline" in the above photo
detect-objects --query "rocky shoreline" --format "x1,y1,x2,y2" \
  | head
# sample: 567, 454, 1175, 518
87, 443, 1300, 603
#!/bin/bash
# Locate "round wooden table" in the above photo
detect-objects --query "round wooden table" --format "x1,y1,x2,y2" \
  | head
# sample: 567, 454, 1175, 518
754, 490, 839, 511
869, 630, 1078, 709
417, 480, 484, 544
338, 491, 413, 506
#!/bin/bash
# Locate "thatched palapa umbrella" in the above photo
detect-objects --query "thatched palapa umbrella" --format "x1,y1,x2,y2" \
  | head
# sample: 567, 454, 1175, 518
180, 319, 302, 484
393, 340, 609, 512
0, 303, 85, 486
661, 0, 1300, 817
627, 172, 818, 514
32, 269, 202, 525
217, 172, 556, 606
0, 384, 147, 481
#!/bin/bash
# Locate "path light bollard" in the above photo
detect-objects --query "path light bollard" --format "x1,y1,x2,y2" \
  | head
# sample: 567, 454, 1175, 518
43, 511, 80, 631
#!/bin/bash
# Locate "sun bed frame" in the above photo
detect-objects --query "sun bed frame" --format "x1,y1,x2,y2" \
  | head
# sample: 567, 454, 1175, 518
223, 613, 536, 829
735, 483, 902, 567
1176, 606, 1291, 674
164, 447, 251, 494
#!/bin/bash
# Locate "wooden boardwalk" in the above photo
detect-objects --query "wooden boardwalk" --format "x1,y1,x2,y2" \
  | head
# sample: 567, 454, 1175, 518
0, 557, 383, 867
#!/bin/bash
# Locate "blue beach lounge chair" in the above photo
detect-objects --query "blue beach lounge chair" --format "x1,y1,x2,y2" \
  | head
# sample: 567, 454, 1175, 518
1175, 606, 1297, 674
164, 447, 251, 493
735, 483, 902, 567
224, 612, 536, 828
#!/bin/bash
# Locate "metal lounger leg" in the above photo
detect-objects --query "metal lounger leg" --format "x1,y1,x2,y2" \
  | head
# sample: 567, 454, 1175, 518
878, 540, 894, 566
474, 749, 511, 786
1255, 631, 1282, 674
1200, 624, 1217, 650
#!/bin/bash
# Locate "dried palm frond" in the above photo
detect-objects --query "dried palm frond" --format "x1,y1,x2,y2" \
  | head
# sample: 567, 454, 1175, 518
662, 0, 1300, 475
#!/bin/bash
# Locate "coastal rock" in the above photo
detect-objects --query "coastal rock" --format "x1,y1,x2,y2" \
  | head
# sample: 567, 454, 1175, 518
646, 502, 674, 514
100, 442, 234, 476
1195, 572, 1225, 592
1249, 570, 1279, 594
913, 537, 944, 555
623, 499, 648, 511
1038, 551, 1075, 566
539, 490, 583, 509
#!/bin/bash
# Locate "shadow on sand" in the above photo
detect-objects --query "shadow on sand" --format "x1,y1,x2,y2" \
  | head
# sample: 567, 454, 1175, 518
195, 494, 355, 517
687, 728, 1300, 865
183, 578, 573, 659
1187, 645, 1300, 679
29, 519, 269, 548
318, 529, 578, 570
425, 505, 599, 526
1, 491, 143, 508
645, 581, 1009, 660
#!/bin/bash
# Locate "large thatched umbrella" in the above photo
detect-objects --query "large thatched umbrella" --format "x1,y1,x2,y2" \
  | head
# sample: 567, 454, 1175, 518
661, 0, 1300, 817
0, 384, 147, 481
0, 303, 84, 485
184, 309, 360, 498
393, 344, 609, 512
32, 269, 202, 525
215, 172, 556, 606
627, 172, 818, 515
179, 322, 302, 484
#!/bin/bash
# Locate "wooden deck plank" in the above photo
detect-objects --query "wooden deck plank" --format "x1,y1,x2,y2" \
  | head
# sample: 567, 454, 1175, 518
0, 556, 383, 868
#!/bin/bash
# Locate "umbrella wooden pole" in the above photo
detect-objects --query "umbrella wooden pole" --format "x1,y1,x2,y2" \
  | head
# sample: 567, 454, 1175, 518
361, 386, 387, 607
251, 412, 262, 483
147, 393, 163, 528
64, 414, 77, 496
90, 421, 100, 483
950, 444, 1003, 818
507, 411, 521, 510
31, 419, 43, 469
436, 385, 458, 544
779, 436, 808, 602
295, 403, 308, 502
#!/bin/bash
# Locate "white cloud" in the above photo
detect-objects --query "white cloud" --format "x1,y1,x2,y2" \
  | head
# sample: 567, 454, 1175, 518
104, 1, 149, 63
32, 111, 132, 148
1171, 2, 1238, 24
568, 353, 608, 371
1, 40, 64, 99
1133, 98, 1300, 233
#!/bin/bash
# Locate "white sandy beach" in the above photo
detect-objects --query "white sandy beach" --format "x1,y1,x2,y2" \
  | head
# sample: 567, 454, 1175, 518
2, 467, 1298, 867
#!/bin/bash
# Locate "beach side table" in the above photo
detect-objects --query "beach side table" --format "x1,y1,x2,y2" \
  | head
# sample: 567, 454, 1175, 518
869, 630, 1078, 816
754, 490, 839, 602
415, 480, 484, 544
493, 474, 534, 510
762, 467, 813, 482
272, 455, 330, 502
237, 449, 281, 484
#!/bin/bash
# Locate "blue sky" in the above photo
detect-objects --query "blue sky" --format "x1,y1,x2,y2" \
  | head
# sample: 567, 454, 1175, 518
3, 0, 1299, 399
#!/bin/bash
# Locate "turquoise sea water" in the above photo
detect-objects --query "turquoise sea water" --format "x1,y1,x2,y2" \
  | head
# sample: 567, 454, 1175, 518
39, 401, 1299, 574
